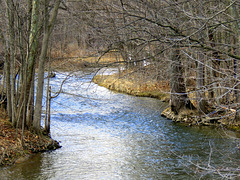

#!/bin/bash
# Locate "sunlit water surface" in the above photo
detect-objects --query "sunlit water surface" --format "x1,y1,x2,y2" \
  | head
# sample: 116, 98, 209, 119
0, 70, 239, 180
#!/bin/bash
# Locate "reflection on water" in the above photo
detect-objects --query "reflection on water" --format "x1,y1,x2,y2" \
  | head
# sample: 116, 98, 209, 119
0, 70, 239, 180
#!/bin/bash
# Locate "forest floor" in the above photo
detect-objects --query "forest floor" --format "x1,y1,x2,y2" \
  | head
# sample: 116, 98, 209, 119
0, 108, 61, 166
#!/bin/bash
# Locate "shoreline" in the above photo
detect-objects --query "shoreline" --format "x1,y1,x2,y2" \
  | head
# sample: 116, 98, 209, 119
93, 71, 240, 132
0, 109, 61, 167
1, 58, 239, 167
92, 73, 170, 102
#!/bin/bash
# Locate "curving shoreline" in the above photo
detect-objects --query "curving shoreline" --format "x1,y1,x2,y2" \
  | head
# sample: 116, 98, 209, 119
93, 72, 240, 132
92, 74, 170, 102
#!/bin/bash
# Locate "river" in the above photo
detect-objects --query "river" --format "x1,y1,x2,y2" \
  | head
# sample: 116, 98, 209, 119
0, 69, 240, 179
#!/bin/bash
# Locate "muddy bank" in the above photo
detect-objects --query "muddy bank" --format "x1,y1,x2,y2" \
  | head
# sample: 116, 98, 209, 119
0, 109, 61, 166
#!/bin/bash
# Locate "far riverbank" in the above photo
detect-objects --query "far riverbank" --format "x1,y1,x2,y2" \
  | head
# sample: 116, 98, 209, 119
93, 68, 240, 132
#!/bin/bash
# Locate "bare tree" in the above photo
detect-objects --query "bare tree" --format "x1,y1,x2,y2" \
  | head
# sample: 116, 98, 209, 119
1, 0, 62, 134
33, 0, 61, 132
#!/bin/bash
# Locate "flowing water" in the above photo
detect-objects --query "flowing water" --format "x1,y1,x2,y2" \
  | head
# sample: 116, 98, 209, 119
0, 69, 240, 180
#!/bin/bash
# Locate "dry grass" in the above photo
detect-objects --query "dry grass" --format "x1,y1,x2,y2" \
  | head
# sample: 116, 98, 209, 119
49, 51, 124, 71
93, 68, 170, 102
50, 42, 123, 68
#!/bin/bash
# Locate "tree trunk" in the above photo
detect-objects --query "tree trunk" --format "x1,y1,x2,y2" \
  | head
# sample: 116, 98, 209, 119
196, 52, 208, 114
6, 0, 16, 125
0, 28, 12, 120
170, 48, 193, 115
230, 1, 240, 121
33, 0, 61, 132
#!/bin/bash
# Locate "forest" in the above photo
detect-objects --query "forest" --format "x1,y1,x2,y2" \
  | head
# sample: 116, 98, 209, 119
0, 0, 240, 179
1, 0, 240, 132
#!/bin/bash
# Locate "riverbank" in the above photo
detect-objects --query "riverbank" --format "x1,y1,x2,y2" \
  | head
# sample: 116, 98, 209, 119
93, 68, 240, 132
92, 69, 170, 102
161, 107, 240, 131
0, 108, 61, 166
49, 51, 122, 71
